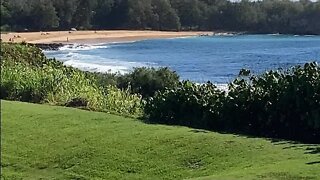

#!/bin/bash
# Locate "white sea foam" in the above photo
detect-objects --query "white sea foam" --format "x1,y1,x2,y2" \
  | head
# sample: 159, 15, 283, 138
194, 82, 229, 91
167, 36, 196, 40
108, 40, 140, 44
45, 40, 161, 75
213, 32, 236, 36
58, 51, 150, 74
267, 33, 281, 36
59, 44, 109, 51
64, 60, 129, 74
215, 83, 229, 91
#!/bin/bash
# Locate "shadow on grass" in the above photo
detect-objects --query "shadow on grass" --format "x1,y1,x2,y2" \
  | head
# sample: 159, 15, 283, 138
268, 139, 320, 155
226, 135, 320, 155
141, 117, 320, 156
305, 147, 320, 154
189, 129, 209, 134
221, 133, 320, 159
306, 161, 320, 165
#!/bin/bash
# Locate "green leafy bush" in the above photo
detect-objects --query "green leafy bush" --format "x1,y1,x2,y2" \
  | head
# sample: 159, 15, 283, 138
1, 63, 49, 102
93, 67, 180, 98
222, 62, 320, 142
104, 85, 143, 116
118, 67, 180, 98
145, 63, 320, 143
145, 81, 225, 128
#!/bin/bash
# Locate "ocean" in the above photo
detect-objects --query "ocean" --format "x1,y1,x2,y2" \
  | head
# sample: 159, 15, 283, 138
44, 34, 320, 85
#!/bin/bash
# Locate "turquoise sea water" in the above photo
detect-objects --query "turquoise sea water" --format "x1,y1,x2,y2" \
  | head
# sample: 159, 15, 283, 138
45, 35, 320, 84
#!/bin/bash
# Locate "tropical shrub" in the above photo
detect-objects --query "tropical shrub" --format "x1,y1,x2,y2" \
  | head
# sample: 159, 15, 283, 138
104, 85, 143, 116
222, 62, 320, 142
0, 43, 143, 116
93, 67, 180, 98
118, 67, 180, 98
1, 63, 50, 102
145, 81, 225, 129
145, 63, 320, 143
91, 72, 119, 88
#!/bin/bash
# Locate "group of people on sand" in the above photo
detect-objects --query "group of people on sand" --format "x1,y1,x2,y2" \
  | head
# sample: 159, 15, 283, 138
8, 35, 22, 42
5, 29, 99, 43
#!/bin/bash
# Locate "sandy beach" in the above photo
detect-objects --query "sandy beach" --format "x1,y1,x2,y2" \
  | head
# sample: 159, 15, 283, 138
1, 30, 213, 44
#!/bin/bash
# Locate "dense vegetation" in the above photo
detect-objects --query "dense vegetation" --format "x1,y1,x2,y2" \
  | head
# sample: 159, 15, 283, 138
0, 43, 179, 114
2, 100, 320, 179
1, 43, 320, 143
145, 63, 320, 143
0, 43, 143, 116
1, 0, 320, 35
93, 67, 180, 98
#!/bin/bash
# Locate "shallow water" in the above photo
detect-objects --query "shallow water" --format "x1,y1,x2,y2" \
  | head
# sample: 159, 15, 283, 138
45, 35, 320, 84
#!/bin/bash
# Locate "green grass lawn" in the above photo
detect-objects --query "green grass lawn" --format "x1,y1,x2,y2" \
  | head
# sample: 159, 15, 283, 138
1, 100, 320, 180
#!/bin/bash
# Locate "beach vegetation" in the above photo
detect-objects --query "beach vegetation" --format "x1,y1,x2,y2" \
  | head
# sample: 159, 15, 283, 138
93, 67, 180, 98
145, 62, 320, 143
0, 43, 143, 116
118, 67, 180, 98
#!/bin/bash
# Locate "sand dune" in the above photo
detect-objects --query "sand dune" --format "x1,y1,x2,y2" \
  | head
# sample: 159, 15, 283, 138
1, 30, 212, 44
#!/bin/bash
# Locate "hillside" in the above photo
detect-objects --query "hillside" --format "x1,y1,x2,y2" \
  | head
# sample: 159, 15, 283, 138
1, 100, 319, 179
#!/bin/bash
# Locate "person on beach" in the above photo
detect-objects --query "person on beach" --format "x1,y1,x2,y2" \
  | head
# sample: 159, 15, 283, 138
67, 37, 69, 42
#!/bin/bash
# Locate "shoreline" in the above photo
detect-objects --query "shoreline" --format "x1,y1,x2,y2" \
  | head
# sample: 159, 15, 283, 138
1, 30, 213, 45
28, 35, 199, 51
2, 30, 317, 49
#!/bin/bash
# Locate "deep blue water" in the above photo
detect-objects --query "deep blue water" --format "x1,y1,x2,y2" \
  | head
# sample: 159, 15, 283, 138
45, 35, 320, 84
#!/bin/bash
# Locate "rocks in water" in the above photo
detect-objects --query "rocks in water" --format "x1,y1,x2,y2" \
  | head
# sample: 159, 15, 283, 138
31, 43, 65, 51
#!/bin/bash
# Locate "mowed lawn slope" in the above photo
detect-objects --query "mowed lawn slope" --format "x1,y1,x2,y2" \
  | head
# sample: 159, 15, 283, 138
1, 100, 320, 180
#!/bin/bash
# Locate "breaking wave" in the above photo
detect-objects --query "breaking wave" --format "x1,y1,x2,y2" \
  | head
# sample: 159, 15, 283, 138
58, 44, 110, 51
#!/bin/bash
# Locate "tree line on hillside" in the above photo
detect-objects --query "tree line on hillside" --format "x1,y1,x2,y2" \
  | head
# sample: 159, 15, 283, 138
1, 0, 320, 34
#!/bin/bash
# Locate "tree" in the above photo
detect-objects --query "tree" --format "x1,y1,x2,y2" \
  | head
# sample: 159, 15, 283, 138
304, 1, 320, 34
235, 0, 259, 31
107, 0, 129, 28
72, 0, 97, 29
127, 0, 153, 29
171, 0, 205, 30
92, 0, 114, 29
151, 0, 181, 30
0, 0, 319, 34
53, 0, 78, 29
31, 0, 59, 30
0, 1, 11, 30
